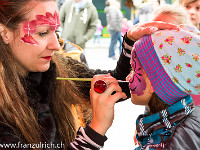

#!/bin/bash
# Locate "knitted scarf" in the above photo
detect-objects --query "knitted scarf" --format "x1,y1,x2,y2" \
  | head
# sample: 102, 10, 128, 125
135, 95, 194, 150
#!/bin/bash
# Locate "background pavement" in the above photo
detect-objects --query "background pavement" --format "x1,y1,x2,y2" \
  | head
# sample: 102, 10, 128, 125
85, 38, 145, 150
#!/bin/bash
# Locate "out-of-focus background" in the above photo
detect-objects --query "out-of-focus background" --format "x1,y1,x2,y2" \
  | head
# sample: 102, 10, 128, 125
57, 0, 189, 149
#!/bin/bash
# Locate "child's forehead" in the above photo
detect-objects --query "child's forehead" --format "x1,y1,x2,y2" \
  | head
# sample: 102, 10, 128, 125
183, 0, 200, 5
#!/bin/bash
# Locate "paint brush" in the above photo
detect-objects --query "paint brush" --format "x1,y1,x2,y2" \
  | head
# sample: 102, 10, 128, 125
56, 77, 129, 83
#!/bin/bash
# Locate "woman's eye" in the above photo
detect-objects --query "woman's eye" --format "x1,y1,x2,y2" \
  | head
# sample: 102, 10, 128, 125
38, 31, 48, 37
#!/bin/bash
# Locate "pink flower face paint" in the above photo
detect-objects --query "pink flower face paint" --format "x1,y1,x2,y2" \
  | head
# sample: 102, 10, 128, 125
129, 49, 146, 96
21, 11, 60, 45
36, 12, 60, 31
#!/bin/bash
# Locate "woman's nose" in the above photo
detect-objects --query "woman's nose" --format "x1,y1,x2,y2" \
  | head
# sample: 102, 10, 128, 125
48, 32, 61, 51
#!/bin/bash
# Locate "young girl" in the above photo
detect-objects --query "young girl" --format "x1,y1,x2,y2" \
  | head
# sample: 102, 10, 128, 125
129, 24, 200, 149
91, 20, 200, 150
179, 0, 200, 29
0, 0, 178, 149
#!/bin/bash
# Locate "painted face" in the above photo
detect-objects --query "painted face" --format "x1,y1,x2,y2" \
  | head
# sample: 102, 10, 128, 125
22, 11, 60, 45
9, 1, 60, 73
130, 71, 153, 105
129, 48, 146, 96
183, 1, 200, 27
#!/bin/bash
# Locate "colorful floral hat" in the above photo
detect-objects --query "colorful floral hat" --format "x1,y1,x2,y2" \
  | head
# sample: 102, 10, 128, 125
134, 25, 200, 105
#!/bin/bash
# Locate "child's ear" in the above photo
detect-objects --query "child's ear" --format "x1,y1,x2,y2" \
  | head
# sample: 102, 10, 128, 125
0, 24, 11, 44
145, 72, 154, 94
149, 84, 154, 94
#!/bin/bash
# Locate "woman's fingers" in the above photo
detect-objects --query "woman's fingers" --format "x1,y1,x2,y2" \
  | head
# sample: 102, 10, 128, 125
127, 21, 180, 41
105, 83, 127, 102
141, 21, 180, 30
90, 74, 126, 135
91, 75, 126, 102
91, 74, 114, 90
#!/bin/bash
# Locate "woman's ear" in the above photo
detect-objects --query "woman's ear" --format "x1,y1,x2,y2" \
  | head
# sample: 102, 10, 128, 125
0, 24, 11, 44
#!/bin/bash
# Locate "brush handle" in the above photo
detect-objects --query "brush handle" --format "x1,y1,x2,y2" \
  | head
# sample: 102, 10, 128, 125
56, 77, 92, 81
56, 77, 129, 83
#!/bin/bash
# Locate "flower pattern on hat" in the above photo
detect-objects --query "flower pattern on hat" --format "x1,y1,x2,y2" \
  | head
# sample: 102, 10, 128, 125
151, 24, 200, 95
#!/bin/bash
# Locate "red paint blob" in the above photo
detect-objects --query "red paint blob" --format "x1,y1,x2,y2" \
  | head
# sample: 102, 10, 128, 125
94, 80, 107, 93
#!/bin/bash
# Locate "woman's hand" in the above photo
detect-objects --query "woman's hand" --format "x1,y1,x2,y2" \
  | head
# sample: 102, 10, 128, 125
89, 74, 127, 136
127, 21, 180, 41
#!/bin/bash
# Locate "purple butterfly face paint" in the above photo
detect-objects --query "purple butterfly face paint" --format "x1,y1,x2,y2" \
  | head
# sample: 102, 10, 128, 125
22, 11, 60, 45
129, 48, 146, 96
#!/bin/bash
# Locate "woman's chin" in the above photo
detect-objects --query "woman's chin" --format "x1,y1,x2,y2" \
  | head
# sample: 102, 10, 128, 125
31, 64, 50, 72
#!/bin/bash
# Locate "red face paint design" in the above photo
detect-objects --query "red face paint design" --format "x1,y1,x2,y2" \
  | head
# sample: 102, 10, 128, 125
129, 50, 146, 96
21, 11, 60, 45
22, 20, 38, 45
36, 12, 60, 31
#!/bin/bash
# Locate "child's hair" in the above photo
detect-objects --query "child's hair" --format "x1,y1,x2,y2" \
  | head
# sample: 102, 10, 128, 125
148, 93, 170, 114
153, 4, 192, 25
179, 0, 199, 5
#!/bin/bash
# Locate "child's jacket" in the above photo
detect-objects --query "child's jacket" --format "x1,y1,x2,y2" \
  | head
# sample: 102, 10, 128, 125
135, 96, 200, 150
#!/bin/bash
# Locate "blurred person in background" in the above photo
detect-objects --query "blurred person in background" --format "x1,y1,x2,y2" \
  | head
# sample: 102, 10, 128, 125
179, 0, 200, 105
93, 19, 104, 45
59, 0, 98, 51
179, 0, 200, 30
133, 0, 160, 25
121, 18, 131, 36
152, 4, 192, 25
57, 0, 65, 10
105, 0, 123, 60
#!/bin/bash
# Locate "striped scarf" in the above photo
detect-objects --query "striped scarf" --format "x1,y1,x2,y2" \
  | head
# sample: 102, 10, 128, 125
135, 95, 194, 150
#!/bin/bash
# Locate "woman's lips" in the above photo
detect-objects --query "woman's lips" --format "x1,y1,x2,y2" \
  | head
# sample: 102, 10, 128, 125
42, 56, 52, 60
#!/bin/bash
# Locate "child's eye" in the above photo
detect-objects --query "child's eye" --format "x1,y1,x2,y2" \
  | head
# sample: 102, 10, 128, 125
185, 5, 191, 9
38, 31, 48, 37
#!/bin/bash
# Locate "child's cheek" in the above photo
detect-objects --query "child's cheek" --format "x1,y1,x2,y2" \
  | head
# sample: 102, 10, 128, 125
129, 70, 147, 96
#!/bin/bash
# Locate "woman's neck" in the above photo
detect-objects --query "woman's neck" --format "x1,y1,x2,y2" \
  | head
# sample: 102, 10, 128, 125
16, 63, 29, 77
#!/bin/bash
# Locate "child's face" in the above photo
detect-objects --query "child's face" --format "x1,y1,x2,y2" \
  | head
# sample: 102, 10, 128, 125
128, 50, 154, 105
128, 70, 153, 105
182, 1, 200, 27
